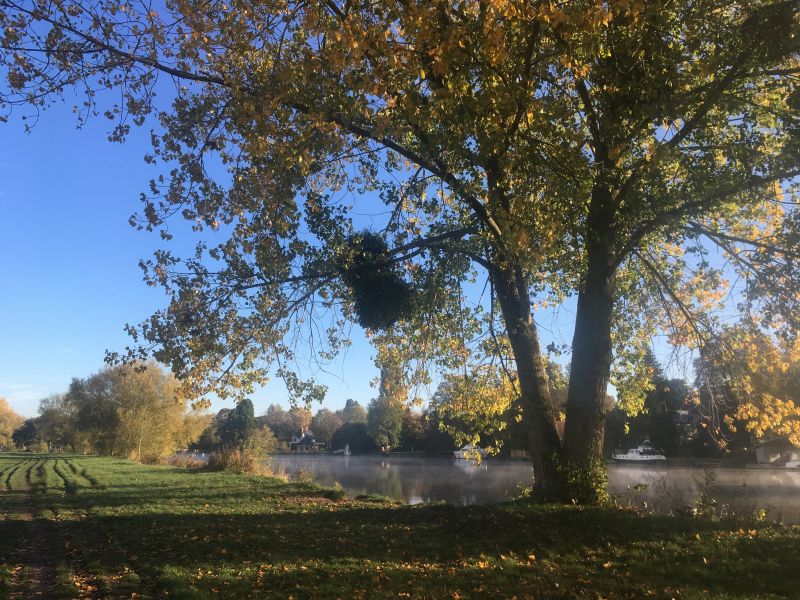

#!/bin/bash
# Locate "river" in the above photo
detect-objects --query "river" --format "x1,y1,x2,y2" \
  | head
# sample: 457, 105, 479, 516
270, 454, 800, 522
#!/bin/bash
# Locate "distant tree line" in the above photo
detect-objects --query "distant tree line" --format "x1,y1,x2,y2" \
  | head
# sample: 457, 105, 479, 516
9, 342, 786, 462
189, 349, 775, 460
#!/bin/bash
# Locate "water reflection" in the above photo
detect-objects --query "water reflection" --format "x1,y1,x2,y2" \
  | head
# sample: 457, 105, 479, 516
270, 454, 800, 522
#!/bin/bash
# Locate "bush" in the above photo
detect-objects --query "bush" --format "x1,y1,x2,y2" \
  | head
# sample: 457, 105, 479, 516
167, 454, 206, 468
242, 427, 277, 456
208, 448, 261, 474
319, 486, 347, 501
138, 453, 166, 465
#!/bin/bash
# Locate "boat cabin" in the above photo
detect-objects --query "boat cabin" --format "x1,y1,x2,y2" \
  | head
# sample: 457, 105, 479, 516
753, 438, 800, 465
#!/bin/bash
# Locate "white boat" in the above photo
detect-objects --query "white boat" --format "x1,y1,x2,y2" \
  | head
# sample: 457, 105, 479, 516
332, 444, 351, 456
453, 444, 487, 460
612, 440, 666, 463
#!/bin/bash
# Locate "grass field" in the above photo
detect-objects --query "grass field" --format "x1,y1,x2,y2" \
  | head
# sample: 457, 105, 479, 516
0, 453, 798, 599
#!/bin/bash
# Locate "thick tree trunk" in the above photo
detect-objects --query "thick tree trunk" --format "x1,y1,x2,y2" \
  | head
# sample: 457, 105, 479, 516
494, 261, 565, 498
564, 184, 616, 503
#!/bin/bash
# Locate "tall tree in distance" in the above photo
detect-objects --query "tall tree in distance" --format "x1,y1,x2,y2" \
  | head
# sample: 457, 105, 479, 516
367, 397, 404, 451
338, 399, 368, 425
264, 404, 297, 442
12, 419, 39, 450
37, 394, 79, 452
310, 408, 343, 444
219, 398, 257, 449
4, 0, 800, 500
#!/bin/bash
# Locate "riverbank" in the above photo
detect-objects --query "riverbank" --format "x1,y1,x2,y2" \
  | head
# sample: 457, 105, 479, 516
1, 453, 798, 598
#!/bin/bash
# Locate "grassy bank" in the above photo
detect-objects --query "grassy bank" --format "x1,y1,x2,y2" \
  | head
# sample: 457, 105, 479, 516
0, 453, 798, 598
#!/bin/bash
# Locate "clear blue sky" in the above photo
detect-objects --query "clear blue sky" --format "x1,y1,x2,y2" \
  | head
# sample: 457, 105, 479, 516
0, 103, 387, 417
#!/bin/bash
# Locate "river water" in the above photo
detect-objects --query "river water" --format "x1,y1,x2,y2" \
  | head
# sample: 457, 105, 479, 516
270, 454, 800, 522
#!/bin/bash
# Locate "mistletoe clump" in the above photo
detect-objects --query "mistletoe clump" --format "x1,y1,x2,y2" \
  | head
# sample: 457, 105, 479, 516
339, 232, 415, 331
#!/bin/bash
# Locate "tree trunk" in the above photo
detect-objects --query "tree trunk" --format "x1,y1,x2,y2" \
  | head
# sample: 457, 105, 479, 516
564, 184, 616, 504
494, 261, 565, 498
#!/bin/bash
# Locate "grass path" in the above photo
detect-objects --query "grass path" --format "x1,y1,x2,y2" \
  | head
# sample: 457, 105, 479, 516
1, 452, 799, 599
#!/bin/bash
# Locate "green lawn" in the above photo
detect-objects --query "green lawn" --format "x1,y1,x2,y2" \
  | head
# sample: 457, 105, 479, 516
0, 453, 798, 599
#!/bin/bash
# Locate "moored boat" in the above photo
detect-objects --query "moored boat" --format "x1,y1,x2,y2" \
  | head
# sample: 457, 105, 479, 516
612, 440, 666, 463
453, 444, 487, 459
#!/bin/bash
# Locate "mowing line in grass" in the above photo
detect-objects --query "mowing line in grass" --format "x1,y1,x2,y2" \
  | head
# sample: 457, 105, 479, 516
4, 460, 25, 491
78, 467, 100, 487
23, 459, 39, 490
52, 460, 79, 495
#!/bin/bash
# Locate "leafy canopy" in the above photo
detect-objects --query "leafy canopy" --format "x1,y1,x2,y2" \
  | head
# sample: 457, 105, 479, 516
2, 0, 800, 421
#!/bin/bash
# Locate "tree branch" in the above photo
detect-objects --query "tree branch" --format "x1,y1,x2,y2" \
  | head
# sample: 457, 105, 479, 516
686, 221, 800, 259
633, 250, 707, 345
611, 168, 800, 270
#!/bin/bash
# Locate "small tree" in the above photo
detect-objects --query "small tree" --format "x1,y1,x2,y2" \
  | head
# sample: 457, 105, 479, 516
241, 426, 278, 457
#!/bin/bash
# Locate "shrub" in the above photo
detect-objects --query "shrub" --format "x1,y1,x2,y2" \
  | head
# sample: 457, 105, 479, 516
168, 454, 206, 468
242, 427, 277, 456
319, 486, 347, 501
138, 453, 166, 465
208, 448, 262, 474
260, 462, 289, 482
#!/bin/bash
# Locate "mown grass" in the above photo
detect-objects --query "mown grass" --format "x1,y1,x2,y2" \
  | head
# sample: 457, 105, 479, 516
0, 452, 798, 599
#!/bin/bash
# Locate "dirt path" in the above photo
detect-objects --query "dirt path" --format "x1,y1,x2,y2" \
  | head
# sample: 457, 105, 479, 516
8, 485, 58, 598
5, 459, 105, 599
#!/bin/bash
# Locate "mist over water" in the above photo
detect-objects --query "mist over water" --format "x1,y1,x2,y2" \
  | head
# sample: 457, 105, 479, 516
270, 454, 800, 522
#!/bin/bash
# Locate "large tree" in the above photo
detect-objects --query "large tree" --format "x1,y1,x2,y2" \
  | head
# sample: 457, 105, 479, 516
53, 363, 206, 459
4, 0, 800, 500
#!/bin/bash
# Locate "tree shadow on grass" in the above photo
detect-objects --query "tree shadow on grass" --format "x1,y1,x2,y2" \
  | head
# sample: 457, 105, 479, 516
41, 501, 800, 599
5, 462, 798, 599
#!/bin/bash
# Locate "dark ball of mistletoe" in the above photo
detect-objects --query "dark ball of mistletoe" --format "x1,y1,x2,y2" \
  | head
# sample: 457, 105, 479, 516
338, 232, 416, 330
